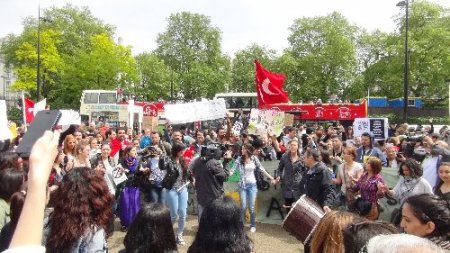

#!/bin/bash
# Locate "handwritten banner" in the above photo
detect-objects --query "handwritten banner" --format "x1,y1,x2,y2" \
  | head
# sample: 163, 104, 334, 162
248, 109, 285, 136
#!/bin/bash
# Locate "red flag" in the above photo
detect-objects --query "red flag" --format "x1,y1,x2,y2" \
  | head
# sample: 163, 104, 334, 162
254, 60, 289, 106
24, 98, 35, 123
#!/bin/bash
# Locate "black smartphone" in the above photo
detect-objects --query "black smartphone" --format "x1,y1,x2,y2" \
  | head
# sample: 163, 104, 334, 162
16, 110, 62, 158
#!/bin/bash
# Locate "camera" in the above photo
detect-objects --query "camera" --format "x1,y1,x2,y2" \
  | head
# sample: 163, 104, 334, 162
200, 145, 223, 160
406, 136, 423, 143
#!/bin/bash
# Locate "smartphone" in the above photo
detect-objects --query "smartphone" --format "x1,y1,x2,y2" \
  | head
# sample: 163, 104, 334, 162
16, 110, 62, 158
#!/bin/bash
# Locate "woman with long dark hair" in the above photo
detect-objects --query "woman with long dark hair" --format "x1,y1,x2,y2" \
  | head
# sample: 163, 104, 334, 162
188, 196, 253, 253
163, 142, 189, 245
45, 167, 113, 252
401, 194, 450, 250
0, 191, 26, 251
434, 162, 450, 201
121, 203, 178, 253
236, 143, 275, 233
276, 139, 304, 212
121, 146, 139, 175
0, 168, 25, 230
380, 159, 432, 204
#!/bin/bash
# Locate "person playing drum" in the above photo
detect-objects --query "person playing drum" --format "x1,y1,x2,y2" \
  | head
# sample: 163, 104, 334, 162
299, 149, 335, 213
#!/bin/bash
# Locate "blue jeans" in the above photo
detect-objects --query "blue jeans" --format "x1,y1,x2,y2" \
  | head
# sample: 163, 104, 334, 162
165, 187, 188, 236
150, 186, 166, 204
239, 183, 257, 228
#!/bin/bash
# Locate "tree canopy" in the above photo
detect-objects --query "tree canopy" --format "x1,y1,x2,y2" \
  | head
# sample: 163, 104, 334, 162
1, 0, 449, 109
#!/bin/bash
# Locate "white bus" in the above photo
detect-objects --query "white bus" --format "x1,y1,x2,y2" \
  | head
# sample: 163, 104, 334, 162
214, 92, 257, 112
79, 90, 132, 128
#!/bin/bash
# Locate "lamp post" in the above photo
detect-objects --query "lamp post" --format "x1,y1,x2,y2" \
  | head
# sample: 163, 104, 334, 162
36, 5, 52, 100
397, 0, 409, 123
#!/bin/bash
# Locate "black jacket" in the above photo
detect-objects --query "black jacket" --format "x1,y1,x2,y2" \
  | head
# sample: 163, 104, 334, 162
277, 153, 306, 199
190, 157, 227, 207
299, 162, 335, 207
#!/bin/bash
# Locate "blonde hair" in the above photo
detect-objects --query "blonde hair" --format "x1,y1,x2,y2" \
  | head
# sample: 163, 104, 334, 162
310, 211, 364, 253
63, 134, 76, 155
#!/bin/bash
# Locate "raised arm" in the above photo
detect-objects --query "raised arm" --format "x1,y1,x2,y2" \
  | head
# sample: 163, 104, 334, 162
9, 130, 60, 249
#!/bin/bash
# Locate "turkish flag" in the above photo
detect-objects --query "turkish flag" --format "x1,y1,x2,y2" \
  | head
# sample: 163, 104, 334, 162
254, 60, 289, 106
24, 98, 35, 123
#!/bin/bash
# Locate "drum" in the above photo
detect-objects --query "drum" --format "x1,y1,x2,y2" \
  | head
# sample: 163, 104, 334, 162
281, 195, 325, 244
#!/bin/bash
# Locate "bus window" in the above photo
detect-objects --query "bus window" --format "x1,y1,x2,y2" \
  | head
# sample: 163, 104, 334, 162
80, 114, 90, 124
99, 93, 117, 104
84, 93, 98, 104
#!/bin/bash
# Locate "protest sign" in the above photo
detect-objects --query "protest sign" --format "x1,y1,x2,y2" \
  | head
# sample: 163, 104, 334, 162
353, 118, 388, 140
0, 100, 11, 141
165, 99, 227, 124
248, 109, 285, 136
142, 116, 159, 131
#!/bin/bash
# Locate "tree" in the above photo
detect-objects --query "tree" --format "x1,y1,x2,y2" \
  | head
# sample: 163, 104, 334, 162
230, 44, 278, 92
359, 0, 450, 107
0, 4, 137, 109
156, 12, 230, 100
286, 12, 359, 102
135, 52, 172, 101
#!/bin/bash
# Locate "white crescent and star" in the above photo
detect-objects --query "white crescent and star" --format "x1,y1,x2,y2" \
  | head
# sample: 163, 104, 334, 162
261, 78, 280, 96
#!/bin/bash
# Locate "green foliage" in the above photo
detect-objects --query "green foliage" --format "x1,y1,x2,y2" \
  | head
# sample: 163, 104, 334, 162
361, 0, 450, 108
135, 52, 172, 100
0, 4, 135, 109
7, 107, 22, 123
230, 44, 278, 92
156, 12, 230, 100
285, 12, 358, 102
1, 1, 449, 113
369, 113, 449, 125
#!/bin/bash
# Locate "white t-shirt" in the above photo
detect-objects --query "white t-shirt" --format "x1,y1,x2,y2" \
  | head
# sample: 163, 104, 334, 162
102, 159, 116, 196
244, 163, 257, 185
338, 162, 363, 192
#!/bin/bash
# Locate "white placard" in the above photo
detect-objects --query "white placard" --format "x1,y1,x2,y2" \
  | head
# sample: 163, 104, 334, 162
165, 99, 227, 124
58, 110, 81, 126
353, 118, 389, 140
248, 109, 285, 136
0, 100, 11, 141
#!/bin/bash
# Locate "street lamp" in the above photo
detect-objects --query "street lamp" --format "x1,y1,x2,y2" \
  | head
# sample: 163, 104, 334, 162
36, 5, 52, 100
397, 0, 409, 123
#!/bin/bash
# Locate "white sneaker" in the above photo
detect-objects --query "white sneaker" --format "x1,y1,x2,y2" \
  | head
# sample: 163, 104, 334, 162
177, 235, 186, 245
250, 227, 256, 233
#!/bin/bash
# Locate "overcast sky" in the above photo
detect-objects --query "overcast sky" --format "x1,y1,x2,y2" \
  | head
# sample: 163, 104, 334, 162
1, 0, 449, 57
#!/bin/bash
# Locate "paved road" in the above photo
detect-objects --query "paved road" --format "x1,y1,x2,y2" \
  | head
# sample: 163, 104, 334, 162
108, 215, 304, 253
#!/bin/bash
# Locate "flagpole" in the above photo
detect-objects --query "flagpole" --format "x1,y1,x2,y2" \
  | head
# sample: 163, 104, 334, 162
21, 91, 27, 131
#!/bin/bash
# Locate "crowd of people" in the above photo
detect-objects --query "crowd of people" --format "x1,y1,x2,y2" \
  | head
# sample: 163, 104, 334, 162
0, 116, 449, 252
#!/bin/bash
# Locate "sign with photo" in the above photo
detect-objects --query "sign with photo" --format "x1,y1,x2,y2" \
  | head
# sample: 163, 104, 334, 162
353, 118, 388, 140
248, 109, 285, 136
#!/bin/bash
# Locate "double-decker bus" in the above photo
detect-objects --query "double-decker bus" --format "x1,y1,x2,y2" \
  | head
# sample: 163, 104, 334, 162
79, 90, 134, 128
